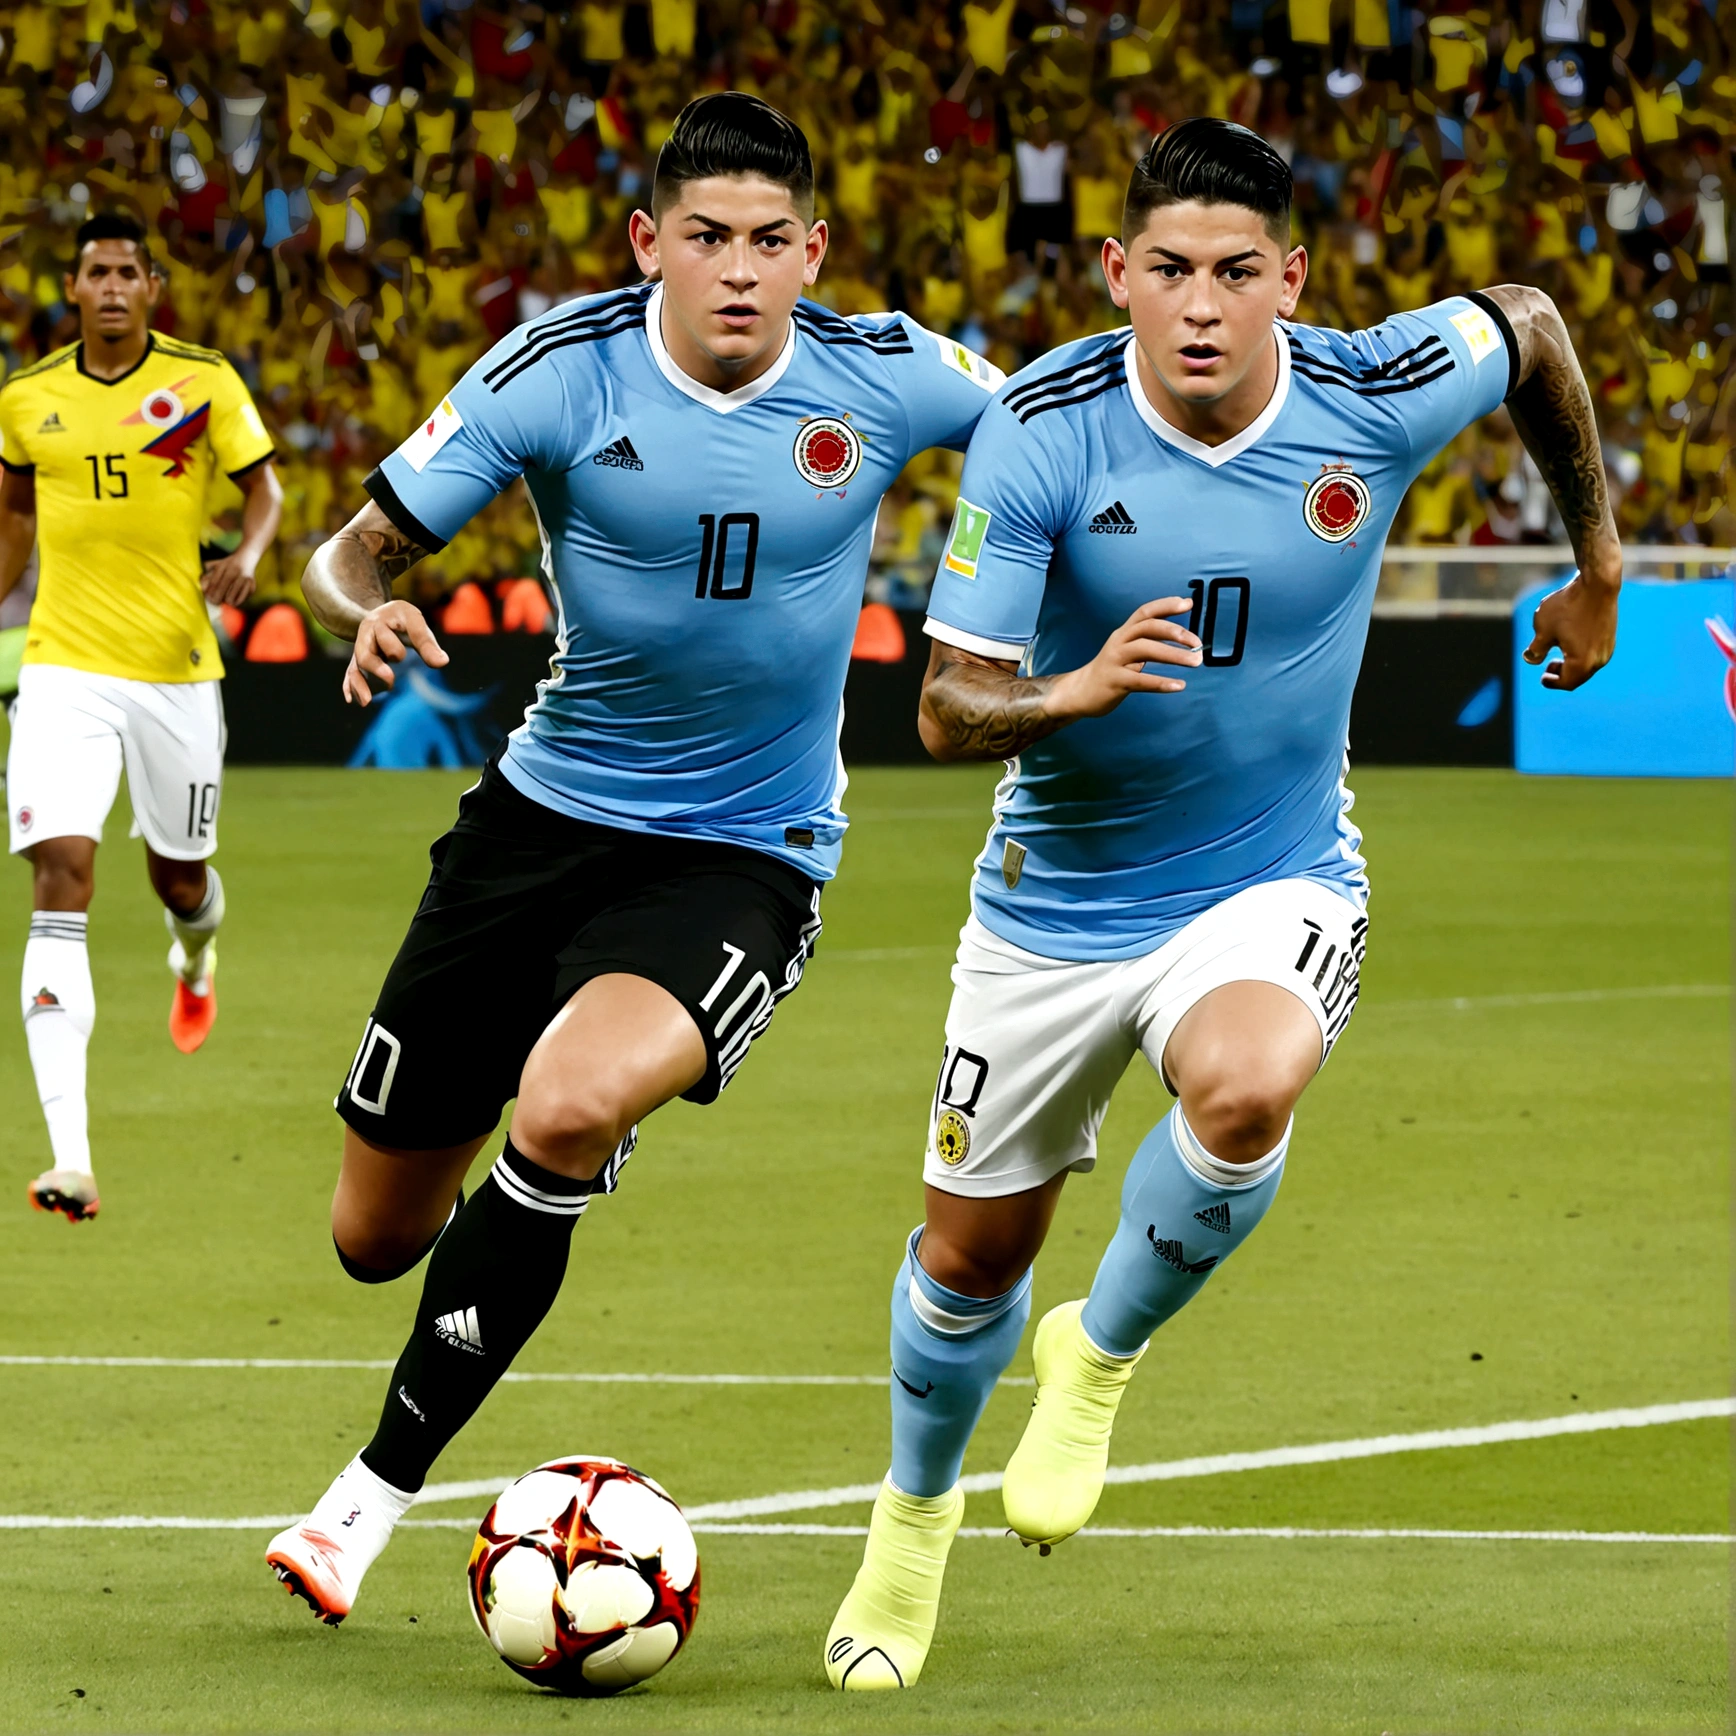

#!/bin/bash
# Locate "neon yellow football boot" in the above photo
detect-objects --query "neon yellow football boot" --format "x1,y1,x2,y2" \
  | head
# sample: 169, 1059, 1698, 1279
824, 1479, 964, 1690
1001, 1299, 1145, 1549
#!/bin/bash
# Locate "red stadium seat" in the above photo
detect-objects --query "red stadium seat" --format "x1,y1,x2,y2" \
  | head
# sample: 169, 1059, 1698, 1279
442, 581, 495, 634
500, 577, 551, 634
851, 602, 906, 664
243, 602, 309, 663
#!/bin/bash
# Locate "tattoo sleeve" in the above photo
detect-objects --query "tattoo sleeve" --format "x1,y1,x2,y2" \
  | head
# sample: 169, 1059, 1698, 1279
300, 502, 430, 638
1478, 286, 1618, 572
920, 651, 1065, 762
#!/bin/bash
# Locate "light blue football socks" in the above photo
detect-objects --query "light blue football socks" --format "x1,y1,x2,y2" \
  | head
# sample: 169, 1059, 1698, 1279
1081, 1106, 1287, 1357
888, 1226, 1032, 1498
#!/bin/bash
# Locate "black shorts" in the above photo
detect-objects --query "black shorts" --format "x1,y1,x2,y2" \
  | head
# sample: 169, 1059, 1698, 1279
336, 758, 823, 1157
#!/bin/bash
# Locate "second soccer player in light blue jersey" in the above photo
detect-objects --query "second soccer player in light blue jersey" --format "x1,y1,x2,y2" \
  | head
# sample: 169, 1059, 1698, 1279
826, 118, 1622, 1690
266, 93, 1002, 1626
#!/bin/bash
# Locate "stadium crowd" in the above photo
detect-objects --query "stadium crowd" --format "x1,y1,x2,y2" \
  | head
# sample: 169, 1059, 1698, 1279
0, 0, 1729, 635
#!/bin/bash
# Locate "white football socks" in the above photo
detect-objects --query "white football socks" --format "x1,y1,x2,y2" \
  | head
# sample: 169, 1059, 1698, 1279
165, 866, 223, 988
21, 912, 96, 1175
304, 1455, 417, 1583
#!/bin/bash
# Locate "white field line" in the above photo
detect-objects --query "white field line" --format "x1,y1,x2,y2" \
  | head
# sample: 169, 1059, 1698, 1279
3, 1399, 1726, 1536
690, 1524, 1732, 1544
0, 1357, 996, 1388
0, 1514, 1724, 1546
672, 1397, 1736, 1522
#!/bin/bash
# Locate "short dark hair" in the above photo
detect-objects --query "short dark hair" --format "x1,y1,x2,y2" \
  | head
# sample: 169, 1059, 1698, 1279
1123, 118, 1293, 245
651, 92, 814, 222
73, 211, 154, 274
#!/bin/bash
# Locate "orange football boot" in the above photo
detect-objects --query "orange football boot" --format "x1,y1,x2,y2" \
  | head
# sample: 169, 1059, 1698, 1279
168, 944, 217, 1054
266, 1526, 354, 1625
27, 1168, 100, 1221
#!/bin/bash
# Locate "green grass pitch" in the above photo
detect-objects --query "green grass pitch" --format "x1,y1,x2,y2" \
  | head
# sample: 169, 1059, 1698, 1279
0, 762, 1726, 1734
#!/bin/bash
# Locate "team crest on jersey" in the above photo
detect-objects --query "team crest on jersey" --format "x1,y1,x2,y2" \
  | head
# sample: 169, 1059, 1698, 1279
15, 806, 31, 833
793, 416, 862, 491
136, 387, 184, 429
1303, 468, 1371, 543
122, 375, 197, 430
934, 1109, 971, 1166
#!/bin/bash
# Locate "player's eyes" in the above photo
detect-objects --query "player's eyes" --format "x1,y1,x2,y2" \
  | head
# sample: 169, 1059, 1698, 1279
1155, 264, 1186, 278
1222, 268, 1253, 282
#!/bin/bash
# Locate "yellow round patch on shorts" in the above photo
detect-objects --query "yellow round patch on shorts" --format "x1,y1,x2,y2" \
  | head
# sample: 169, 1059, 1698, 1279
934, 1109, 971, 1166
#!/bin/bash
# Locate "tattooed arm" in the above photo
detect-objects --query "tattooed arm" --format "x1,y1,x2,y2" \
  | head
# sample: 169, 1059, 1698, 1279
918, 599, 1202, 763
301, 500, 449, 707
1478, 284, 1621, 691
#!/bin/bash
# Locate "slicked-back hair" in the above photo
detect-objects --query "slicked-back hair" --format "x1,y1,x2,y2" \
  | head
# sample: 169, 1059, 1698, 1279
74, 211, 155, 276
1123, 118, 1293, 246
651, 92, 815, 223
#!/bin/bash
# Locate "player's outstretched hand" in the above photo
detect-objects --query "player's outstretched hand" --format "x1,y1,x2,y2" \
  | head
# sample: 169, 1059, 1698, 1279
1047, 598, 1202, 721
200, 554, 258, 607
1523, 569, 1620, 691
344, 600, 451, 707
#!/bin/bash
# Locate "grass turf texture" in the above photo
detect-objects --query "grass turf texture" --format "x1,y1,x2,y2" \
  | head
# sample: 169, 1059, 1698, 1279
0, 764, 1726, 1734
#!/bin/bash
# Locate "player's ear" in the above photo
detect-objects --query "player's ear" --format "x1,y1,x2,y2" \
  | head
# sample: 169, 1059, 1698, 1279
802, 218, 827, 286
627, 208, 660, 282
144, 268, 164, 310
1277, 244, 1307, 319
1101, 236, 1129, 309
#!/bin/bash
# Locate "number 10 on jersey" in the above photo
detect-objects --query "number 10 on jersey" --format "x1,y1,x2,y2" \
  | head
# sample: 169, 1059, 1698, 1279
695, 513, 759, 601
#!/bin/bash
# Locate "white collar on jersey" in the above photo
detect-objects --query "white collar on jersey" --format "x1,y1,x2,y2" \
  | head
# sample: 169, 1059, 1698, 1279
1123, 326, 1291, 468
643, 282, 798, 413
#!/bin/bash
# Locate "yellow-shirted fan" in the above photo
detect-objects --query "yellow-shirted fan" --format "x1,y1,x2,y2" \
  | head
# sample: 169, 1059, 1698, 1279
0, 332, 276, 684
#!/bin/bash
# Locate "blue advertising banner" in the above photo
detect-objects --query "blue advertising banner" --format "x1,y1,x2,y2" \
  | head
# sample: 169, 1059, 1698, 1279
1514, 577, 1736, 778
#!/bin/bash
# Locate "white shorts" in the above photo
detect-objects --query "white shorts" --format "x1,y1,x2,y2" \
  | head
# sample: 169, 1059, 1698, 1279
923, 877, 1367, 1198
7, 663, 225, 861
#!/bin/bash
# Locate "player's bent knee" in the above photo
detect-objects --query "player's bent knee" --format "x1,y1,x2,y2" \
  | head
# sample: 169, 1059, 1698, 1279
330, 1199, 458, 1284
510, 1087, 632, 1180
1182, 1079, 1297, 1163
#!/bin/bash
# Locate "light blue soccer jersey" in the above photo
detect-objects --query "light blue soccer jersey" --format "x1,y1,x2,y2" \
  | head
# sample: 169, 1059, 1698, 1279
925, 295, 1517, 960
369, 283, 1001, 878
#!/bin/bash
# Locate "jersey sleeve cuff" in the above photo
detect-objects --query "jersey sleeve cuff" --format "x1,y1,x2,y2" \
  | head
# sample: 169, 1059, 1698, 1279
226, 449, 276, 481
0, 456, 35, 476
1464, 291, 1521, 401
923, 617, 1029, 661
364, 466, 449, 554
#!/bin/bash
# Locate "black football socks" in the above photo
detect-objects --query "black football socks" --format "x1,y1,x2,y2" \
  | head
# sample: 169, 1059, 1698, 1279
360, 1140, 591, 1491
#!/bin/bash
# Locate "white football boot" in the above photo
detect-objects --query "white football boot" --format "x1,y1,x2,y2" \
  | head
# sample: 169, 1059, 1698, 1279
267, 1456, 416, 1624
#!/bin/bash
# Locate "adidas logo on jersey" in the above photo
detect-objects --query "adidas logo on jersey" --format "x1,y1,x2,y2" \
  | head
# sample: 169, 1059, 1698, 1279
1088, 501, 1136, 534
592, 436, 643, 471
36, 412, 63, 433
434, 1306, 485, 1354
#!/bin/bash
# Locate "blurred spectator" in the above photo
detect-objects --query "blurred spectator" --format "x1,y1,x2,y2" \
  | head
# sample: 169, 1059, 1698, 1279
0, 0, 1719, 632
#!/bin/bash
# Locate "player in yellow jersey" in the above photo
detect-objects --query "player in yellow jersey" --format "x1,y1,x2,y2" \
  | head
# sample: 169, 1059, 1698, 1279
0, 213, 281, 1222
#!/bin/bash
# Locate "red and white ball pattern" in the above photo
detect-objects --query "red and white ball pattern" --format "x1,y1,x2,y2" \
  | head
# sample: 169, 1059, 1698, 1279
468, 1457, 700, 1697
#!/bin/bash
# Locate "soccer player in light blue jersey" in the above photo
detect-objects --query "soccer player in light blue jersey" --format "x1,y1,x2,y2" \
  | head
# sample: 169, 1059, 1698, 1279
825, 118, 1621, 1690
265, 93, 1003, 1626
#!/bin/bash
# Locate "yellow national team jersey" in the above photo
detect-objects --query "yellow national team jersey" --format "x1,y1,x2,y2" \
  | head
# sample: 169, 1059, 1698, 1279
0, 335, 277, 683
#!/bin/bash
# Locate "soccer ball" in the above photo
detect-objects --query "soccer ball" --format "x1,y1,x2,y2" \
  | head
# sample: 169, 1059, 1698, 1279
468, 1457, 700, 1696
